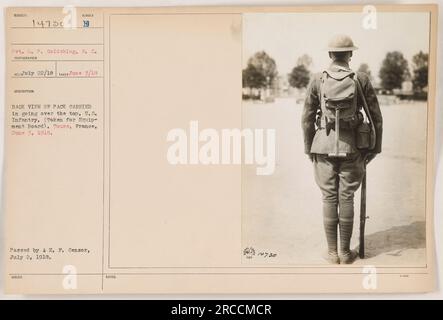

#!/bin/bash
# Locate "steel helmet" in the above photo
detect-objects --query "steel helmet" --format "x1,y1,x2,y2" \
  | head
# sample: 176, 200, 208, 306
327, 34, 358, 52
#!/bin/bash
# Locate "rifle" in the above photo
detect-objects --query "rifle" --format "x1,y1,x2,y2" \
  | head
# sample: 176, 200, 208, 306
359, 162, 368, 259
356, 78, 375, 259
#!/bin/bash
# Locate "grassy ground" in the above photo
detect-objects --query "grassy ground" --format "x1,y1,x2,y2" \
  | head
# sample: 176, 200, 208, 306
242, 97, 427, 266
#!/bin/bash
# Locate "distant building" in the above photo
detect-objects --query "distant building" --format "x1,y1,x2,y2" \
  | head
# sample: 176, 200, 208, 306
393, 76, 414, 98
401, 79, 413, 93
272, 75, 290, 97
372, 80, 390, 95
273, 74, 305, 98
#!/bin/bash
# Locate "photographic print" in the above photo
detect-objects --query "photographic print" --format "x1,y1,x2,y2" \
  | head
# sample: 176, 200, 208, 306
3, 5, 437, 294
241, 11, 430, 266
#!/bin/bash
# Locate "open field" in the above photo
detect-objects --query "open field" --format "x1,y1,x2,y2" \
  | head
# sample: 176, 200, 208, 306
242, 97, 427, 266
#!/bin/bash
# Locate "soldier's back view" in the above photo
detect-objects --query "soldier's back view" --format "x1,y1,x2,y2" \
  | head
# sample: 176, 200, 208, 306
302, 35, 383, 264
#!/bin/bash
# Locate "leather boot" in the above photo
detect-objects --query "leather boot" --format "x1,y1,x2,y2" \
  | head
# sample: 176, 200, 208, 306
323, 203, 339, 264
338, 202, 357, 264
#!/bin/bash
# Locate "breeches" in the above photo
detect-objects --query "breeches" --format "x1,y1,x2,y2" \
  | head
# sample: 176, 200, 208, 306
313, 152, 365, 221
313, 152, 365, 253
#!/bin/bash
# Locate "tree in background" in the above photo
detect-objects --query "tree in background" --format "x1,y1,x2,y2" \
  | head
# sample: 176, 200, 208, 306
242, 64, 267, 89
412, 51, 428, 92
357, 63, 373, 81
245, 51, 278, 88
296, 54, 312, 69
288, 54, 312, 89
288, 65, 310, 89
379, 51, 410, 91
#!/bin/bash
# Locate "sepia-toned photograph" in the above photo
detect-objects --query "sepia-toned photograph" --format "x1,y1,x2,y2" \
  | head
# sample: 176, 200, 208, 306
241, 11, 430, 266
2, 4, 438, 295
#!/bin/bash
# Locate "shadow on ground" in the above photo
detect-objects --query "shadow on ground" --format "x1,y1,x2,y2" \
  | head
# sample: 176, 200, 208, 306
355, 221, 426, 259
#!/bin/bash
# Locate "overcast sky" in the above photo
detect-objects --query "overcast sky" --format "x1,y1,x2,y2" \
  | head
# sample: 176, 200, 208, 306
243, 12, 430, 82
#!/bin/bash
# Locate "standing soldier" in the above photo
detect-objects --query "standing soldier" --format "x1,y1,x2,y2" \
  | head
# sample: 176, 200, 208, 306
302, 35, 383, 264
